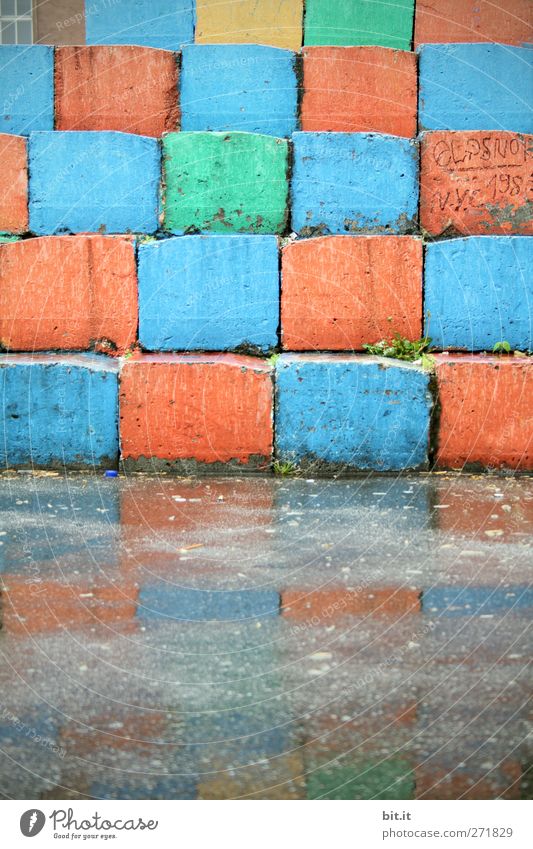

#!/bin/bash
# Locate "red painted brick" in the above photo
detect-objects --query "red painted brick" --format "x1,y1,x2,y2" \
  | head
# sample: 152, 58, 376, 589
301, 46, 417, 138
414, 0, 532, 48
435, 355, 533, 470
55, 45, 179, 137
420, 131, 533, 236
281, 588, 421, 621
119, 354, 273, 467
281, 236, 422, 351
0, 134, 28, 234
0, 236, 137, 354
1, 579, 139, 635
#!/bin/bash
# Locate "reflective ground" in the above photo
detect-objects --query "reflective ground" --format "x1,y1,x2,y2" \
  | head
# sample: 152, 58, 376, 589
0, 473, 531, 800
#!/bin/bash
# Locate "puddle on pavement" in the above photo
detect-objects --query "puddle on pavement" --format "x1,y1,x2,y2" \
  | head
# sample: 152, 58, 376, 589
0, 474, 531, 799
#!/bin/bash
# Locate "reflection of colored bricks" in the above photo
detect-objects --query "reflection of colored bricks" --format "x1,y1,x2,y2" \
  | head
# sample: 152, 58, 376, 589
1, 580, 138, 635
415, 761, 522, 800
434, 355, 533, 470
281, 236, 422, 351
0, 354, 119, 468
90, 777, 197, 800
291, 132, 418, 235
181, 45, 297, 137
119, 354, 273, 467
162, 131, 289, 234
307, 758, 415, 800
301, 46, 417, 137
275, 355, 432, 471
0, 45, 54, 135
137, 586, 280, 622
282, 588, 421, 621
420, 131, 533, 237
85, 0, 194, 50
195, 0, 304, 51
28, 131, 160, 235
198, 753, 306, 799
55, 46, 179, 137
423, 586, 533, 617
418, 44, 533, 132
424, 237, 532, 351
304, 0, 415, 49
414, 0, 533, 48
0, 134, 27, 234
0, 236, 137, 353
138, 235, 279, 352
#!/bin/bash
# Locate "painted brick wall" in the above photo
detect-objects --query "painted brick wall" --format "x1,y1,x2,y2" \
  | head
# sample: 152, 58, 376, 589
0, 1, 531, 473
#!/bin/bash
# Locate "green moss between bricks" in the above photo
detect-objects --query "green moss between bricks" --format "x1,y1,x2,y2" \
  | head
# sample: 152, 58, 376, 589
162, 132, 289, 235
304, 0, 415, 49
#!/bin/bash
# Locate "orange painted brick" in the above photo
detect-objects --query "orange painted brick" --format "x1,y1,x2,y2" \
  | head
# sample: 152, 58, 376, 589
0, 235, 137, 354
414, 0, 532, 48
119, 354, 273, 467
55, 45, 179, 137
0, 134, 28, 234
420, 131, 533, 236
435, 355, 533, 470
1, 579, 139, 636
281, 236, 422, 351
281, 588, 421, 622
301, 46, 417, 137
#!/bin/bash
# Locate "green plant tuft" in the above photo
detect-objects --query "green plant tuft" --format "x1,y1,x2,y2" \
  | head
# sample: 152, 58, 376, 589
363, 333, 432, 363
273, 459, 298, 476
493, 341, 511, 354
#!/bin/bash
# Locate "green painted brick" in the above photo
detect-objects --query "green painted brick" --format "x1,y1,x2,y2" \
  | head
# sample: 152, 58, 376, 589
304, 0, 415, 49
162, 131, 289, 235
307, 759, 415, 800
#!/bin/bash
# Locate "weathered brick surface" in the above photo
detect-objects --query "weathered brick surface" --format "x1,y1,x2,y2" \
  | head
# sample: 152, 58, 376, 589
304, 0, 415, 49
138, 235, 278, 352
0, 45, 54, 135
0, 236, 137, 353
85, 0, 194, 50
181, 44, 297, 137
424, 237, 532, 351
435, 354, 533, 470
414, 0, 533, 48
0, 134, 28, 234
162, 131, 289, 234
119, 354, 273, 468
28, 131, 160, 235
301, 46, 417, 137
282, 588, 421, 621
420, 131, 533, 236
55, 46, 179, 137
281, 235, 422, 351
275, 355, 432, 471
0, 354, 119, 468
418, 44, 533, 133
291, 132, 418, 235
195, 0, 304, 51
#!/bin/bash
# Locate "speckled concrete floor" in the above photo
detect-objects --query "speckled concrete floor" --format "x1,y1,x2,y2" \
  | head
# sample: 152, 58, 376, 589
0, 473, 531, 800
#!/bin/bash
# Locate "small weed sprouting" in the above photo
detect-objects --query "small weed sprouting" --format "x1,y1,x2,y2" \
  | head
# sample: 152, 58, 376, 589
493, 341, 511, 354
273, 459, 299, 476
268, 353, 281, 366
363, 332, 432, 363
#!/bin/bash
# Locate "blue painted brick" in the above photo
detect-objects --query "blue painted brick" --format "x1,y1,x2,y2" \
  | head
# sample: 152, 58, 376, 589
137, 586, 280, 622
291, 132, 418, 235
28, 131, 160, 235
138, 235, 279, 352
418, 44, 533, 133
423, 586, 533, 617
0, 354, 119, 468
275, 354, 432, 470
424, 237, 532, 351
86, 0, 194, 50
181, 44, 298, 137
0, 46, 53, 135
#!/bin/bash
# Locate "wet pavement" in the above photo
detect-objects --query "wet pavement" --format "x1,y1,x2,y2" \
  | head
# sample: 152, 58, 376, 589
0, 472, 531, 800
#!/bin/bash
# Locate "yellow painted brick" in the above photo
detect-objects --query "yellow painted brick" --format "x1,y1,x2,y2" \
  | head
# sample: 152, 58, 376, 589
195, 0, 304, 50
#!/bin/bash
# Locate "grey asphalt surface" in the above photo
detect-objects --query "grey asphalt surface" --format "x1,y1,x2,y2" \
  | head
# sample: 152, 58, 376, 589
0, 472, 531, 800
